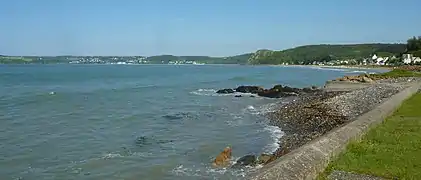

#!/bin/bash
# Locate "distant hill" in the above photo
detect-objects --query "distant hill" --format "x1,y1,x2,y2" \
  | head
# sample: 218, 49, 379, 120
145, 53, 252, 64
247, 43, 407, 65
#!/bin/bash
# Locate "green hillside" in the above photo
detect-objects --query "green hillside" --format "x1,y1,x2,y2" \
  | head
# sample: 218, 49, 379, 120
248, 43, 406, 65
145, 53, 252, 64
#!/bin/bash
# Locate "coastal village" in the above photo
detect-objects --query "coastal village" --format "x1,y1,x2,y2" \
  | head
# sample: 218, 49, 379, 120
303, 53, 421, 66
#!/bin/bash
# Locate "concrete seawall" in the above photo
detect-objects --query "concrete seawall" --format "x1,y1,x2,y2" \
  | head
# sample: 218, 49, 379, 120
249, 82, 421, 180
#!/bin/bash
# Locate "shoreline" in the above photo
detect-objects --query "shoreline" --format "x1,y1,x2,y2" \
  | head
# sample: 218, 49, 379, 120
249, 76, 420, 179
284, 64, 392, 70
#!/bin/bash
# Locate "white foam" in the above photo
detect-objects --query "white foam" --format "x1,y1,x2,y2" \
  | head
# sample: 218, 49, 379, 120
262, 125, 285, 153
171, 156, 250, 178
190, 89, 224, 96
345, 70, 368, 74
246, 105, 255, 110
101, 153, 123, 159
243, 103, 277, 115
190, 88, 257, 97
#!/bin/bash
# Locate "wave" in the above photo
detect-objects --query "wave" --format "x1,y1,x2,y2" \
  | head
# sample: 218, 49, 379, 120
242, 103, 278, 115
171, 157, 251, 179
262, 125, 284, 153
190, 88, 257, 97
344, 70, 368, 74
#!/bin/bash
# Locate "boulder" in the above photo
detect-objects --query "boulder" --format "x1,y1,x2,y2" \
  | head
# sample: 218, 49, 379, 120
234, 95, 242, 97
258, 90, 298, 98
257, 154, 273, 164
235, 86, 264, 94
362, 76, 374, 83
311, 85, 319, 90
231, 155, 257, 168
212, 147, 232, 168
216, 88, 235, 94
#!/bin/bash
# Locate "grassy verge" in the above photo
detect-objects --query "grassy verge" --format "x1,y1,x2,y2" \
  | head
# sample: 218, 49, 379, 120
369, 69, 421, 79
319, 92, 421, 179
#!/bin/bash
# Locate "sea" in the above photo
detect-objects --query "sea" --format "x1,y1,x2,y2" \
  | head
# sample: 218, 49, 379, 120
0, 64, 386, 180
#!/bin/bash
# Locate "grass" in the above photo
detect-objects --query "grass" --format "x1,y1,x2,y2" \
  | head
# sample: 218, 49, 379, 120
319, 93, 421, 180
369, 69, 421, 79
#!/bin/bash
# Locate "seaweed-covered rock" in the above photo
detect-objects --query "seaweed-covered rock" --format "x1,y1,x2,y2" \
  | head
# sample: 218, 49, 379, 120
235, 86, 264, 94
216, 88, 235, 94
231, 155, 257, 168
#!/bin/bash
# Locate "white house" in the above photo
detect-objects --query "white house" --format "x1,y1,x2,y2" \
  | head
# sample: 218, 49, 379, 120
402, 54, 413, 64
372, 54, 378, 60
376, 57, 386, 65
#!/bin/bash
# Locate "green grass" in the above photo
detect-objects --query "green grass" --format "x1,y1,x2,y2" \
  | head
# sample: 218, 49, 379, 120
319, 93, 421, 180
370, 69, 421, 79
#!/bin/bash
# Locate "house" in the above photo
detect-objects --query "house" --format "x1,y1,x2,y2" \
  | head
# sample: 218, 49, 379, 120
376, 57, 386, 65
402, 54, 413, 64
371, 54, 378, 60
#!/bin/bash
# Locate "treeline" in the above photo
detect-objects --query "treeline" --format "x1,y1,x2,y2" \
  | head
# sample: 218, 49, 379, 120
406, 36, 421, 57
145, 53, 252, 64
248, 43, 406, 65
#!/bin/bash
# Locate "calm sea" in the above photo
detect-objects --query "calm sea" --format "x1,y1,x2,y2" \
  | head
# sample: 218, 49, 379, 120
0, 64, 385, 180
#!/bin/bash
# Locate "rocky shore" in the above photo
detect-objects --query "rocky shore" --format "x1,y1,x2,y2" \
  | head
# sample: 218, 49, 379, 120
265, 84, 404, 163
215, 75, 419, 169
216, 84, 320, 98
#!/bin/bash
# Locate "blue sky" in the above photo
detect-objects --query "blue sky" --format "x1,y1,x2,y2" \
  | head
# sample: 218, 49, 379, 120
0, 0, 420, 56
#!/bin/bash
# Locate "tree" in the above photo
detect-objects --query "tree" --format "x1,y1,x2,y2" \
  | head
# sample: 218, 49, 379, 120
406, 36, 421, 52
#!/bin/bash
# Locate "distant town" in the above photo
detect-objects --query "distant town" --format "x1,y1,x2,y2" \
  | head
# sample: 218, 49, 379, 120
0, 55, 211, 65
1, 36, 420, 66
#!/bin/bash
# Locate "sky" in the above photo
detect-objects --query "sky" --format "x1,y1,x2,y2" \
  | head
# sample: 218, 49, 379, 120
0, 0, 420, 56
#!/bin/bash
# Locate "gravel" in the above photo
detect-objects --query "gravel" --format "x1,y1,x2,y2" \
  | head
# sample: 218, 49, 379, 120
325, 84, 404, 119
376, 77, 420, 84
263, 82, 406, 163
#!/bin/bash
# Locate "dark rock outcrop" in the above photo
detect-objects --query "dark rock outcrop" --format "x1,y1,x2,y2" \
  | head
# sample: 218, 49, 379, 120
231, 155, 257, 168
216, 88, 235, 94
235, 86, 264, 94
216, 84, 320, 98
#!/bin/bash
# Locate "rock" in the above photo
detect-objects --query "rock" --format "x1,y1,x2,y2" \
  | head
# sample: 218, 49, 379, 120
257, 154, 273, 164
311, 85, 319, 90
234, 95, 242, 97
257, 90, 298, 98
212, 147, 232, 168
250, 95, 256, 97
235, 86, 264, 94
216, 88, 234, 94
218, 84, 321, 99
302, 87, 313, 93
362, 76, 374, 83
231, 155, 257, 168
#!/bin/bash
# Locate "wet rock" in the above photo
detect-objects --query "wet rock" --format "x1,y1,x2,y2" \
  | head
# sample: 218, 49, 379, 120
212, 147, 232, 168
250, 95, 256, 97
218, 84, 321, 99
234, 95, 242, 97
235, 86, 264, 94
257, 154, 273, 164
257, 90, 298, 98
362, 76, 374, 83
231, 155, 257, 168
216, 88, 235, 94
334, 74, 375, 83
272, 85, 299, 93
